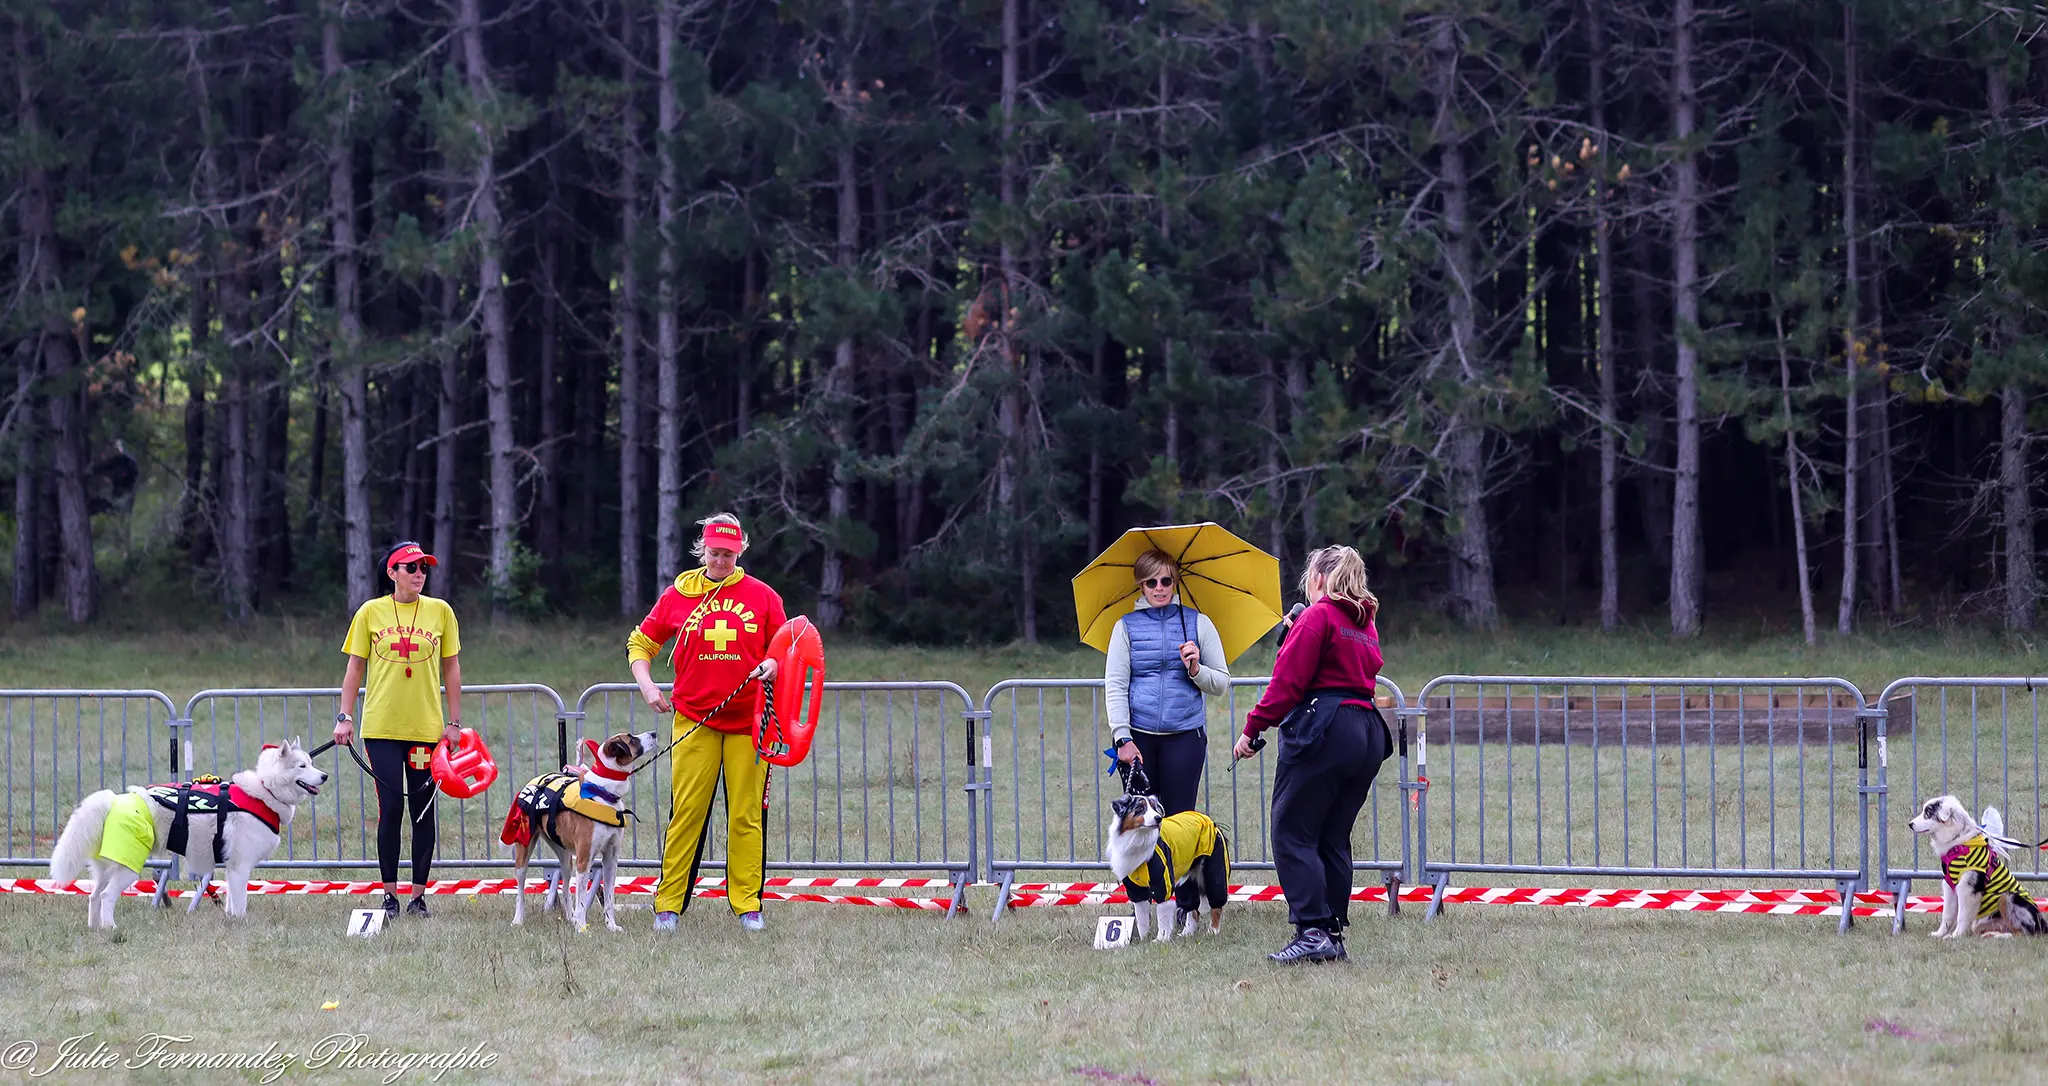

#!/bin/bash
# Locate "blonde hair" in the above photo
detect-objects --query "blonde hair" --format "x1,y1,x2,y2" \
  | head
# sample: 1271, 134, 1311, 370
1300, 546, 1378, 621
691, 512, 747, 559
1132, 548, 1177, 585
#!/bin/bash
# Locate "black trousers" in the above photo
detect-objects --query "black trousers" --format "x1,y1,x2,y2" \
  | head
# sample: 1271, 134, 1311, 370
365, 738, 438, 891
1125, 728, 1206, 815
1270, 704, 1391, 932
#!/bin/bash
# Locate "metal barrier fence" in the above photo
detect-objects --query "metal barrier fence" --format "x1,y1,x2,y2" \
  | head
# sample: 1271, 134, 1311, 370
1874, 677, 2048, 932
979, 676, 1411, 920
0, 690, 181, 869
573, 681, 983, 912
179, 684, 571, 873
1410, 676, 1876, 931
9, 673, 2048, 933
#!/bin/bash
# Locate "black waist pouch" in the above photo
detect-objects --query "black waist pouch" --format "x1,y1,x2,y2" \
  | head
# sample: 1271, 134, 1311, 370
1276, 689, 1374, 759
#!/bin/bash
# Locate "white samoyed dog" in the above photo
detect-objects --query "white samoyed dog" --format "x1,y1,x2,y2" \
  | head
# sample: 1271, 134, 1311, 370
49, 738, 327, 928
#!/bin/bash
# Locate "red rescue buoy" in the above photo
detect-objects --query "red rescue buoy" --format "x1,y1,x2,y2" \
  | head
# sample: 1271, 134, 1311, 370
755, 616, 826, 767
432, 727, 499, 799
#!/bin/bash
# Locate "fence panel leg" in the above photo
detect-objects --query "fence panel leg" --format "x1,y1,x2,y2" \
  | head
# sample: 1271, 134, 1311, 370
1891, 880, 1910, 936
1837, 878, 1858, 934
1425, 872, 1450, 921
988, 871, 1015, 924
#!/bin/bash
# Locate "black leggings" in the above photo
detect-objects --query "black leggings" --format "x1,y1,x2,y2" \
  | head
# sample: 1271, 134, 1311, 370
1126, 728, 1207, 815
365, 738, 438, 892
1270, 705, 1391, 933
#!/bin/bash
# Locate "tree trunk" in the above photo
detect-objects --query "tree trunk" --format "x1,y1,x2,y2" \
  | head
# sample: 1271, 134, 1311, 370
1778, 319, 1816, 645
818, 39, 859, 630
1590, 0, 1620, 632
1989, 67, 2036, 631
432, 273, 459, 602
1836, 3, 1861, 635
303, 361, 329, 545
1157, 59, 1177, 519
618, 0, 645, 614
998, 0, 1033, 641
220, 130, 255, 624
327, 7, 373, 608
458, 0, 516, 617
655, 0, 684, 580
17, 23, 95, 622
538, 230, 562, 581
178, 278, 210, 552
1433, 16, 1497, 628
1667, 0, 1704, 637
2002, 386, 2037, 631
11, 341, 39, 619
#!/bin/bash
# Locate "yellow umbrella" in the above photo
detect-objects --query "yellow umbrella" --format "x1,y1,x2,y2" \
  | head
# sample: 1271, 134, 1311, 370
1073, 522, 1284, 664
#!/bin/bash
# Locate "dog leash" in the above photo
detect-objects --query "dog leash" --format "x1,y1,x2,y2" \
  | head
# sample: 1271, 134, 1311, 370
627, 673, 777, 779
307, 736, 439, 824
1228, 734, 1266, 774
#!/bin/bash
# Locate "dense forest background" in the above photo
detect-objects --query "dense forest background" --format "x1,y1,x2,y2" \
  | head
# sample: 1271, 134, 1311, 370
3, 0, 2046, 644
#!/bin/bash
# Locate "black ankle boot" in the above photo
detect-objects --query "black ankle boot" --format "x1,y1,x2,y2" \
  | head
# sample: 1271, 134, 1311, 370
381, 893, 400, 919
1268, 927, 1339, 964
1327, 930, 1348, 960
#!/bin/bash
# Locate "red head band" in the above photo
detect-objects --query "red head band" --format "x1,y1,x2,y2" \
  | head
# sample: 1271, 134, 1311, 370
701, 521, 746, 552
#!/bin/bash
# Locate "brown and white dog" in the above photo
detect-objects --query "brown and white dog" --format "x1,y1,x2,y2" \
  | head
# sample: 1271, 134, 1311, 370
502, 731, 656, 932
1909, 794, 2047, 938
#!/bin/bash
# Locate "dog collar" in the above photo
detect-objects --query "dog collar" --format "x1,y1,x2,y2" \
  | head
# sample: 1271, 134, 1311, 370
227, 783, 283, 833
580, 739, 633, 782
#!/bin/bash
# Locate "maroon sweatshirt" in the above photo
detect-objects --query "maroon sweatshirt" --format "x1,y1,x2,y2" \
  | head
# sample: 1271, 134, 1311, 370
1244, 596, 1383, 738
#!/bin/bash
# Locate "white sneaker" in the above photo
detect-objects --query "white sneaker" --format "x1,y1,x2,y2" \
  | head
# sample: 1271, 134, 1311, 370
738, 911, 765, 932
653, 911, 679, 932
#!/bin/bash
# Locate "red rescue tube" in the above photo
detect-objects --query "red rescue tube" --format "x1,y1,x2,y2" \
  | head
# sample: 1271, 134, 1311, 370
432, 727, 499, 799
756, 616, 826, 767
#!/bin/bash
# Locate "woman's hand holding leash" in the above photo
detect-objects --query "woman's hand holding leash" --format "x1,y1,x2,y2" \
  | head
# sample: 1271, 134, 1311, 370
637, 681, 673, 715
1178, 641, 1201, 677
749, 657, 778, 682
332, 713, 356, 747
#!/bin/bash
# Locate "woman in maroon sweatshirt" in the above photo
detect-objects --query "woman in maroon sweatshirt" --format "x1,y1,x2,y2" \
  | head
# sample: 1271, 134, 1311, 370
1233, 545, 1389, 964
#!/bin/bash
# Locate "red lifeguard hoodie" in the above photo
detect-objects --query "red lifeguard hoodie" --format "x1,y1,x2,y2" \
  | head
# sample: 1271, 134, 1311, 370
628, 567, 787, 733
1243, 595, 1383, 738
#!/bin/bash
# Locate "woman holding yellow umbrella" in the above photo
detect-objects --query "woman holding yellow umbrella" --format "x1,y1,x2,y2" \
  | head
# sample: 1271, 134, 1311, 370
1075, 523, 1285, 815
1104, 548, 1229, 813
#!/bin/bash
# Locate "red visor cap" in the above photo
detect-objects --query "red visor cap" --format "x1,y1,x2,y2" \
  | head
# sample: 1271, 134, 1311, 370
387, 544, 439, 569
701, 522, 747, 551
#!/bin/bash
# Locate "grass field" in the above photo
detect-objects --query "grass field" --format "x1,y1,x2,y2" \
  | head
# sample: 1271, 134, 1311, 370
5, 890, 2048, 1084
4, 620, 2048, 1082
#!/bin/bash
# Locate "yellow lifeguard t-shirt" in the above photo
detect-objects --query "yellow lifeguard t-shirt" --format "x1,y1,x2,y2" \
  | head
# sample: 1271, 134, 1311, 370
343, 594, 461, 743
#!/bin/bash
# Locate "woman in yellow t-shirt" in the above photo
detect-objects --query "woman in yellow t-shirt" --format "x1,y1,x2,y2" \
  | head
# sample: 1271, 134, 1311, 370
332, 541, 464, 920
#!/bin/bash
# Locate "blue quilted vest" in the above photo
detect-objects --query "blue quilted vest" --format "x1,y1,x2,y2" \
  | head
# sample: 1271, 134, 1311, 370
1122, 604, 1205, 734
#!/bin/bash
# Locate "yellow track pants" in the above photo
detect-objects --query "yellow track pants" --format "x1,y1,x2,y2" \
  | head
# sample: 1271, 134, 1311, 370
654, 720, 768, 915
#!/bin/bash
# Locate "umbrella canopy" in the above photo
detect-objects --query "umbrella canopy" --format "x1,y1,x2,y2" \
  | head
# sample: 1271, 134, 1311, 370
1072, 522, 1284, 664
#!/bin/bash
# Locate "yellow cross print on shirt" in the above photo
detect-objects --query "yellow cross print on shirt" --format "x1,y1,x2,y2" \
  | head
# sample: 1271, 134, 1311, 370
703, 618, 739, 652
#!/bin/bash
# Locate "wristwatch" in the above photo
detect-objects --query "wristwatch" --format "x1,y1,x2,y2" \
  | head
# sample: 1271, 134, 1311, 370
1113, 737, 1132, 750
335, 712, 353, 725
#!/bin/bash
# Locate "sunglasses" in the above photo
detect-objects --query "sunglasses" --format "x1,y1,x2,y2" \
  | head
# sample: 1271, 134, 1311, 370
1141, 576, 1175, 589
391, 561, 429, 574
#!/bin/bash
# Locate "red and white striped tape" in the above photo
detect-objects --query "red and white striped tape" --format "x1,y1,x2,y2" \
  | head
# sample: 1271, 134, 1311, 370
3, 875, 956, 911
1000, 882, 1944, 918
3, 875, 1945, 917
